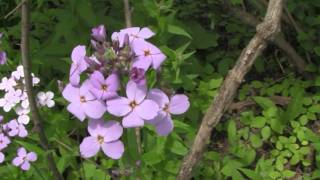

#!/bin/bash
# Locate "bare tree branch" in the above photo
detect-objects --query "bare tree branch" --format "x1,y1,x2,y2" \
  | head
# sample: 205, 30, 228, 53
177, 0, 284, 179
229, 5, 307, 74
21, 1, 63, 179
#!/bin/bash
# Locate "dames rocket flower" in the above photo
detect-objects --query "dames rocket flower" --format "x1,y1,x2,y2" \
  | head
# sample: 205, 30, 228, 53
69, 45, 88, 86
112, 27, 154, 47
132, 40, 166, 70
91, 25, 106, 42
89, 71, 119, 100
0, 133, 10, 150
12, 147, 37, 171
37, 91, 55, 108
107, 81, 159, 127
62, 81, 107, 121
0, 51, 6, 65
80, 119, 124, 159
147, 89, 190, 136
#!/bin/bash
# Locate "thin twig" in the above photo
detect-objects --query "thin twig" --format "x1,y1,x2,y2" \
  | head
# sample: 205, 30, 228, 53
177, 0, 284, 179
20, 1, 63, 179
123, 0, 142, 155
4, 0, 27, 19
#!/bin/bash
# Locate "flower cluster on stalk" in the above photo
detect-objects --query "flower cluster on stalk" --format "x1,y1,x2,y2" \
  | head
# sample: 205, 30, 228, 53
0, 34, 55, 170
62, 25, 190, 159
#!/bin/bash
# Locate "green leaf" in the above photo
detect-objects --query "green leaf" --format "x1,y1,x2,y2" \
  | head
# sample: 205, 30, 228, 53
282, 170, 296, 178
239, 168, 261, 179
142, 150, 164, 165
261, 126, 271, 140
251, 116, 266, 128
167, 24, 192, 39
228, 120, 237, 145
170, 141, 188, 156
252, 96, 276, 110
250, 134, 263, 148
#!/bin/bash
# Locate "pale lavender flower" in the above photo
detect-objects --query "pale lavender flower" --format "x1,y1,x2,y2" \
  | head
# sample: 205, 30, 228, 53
0, 133, 10, 150
91, 25, 106, 42
0, 51, 6, 65
132, 40, 166, 70
111, 27, 154, 47
0, 152, 4, 163
69, 45, 88, 85
130, 67, 146, 86
12, 147, 37, 171
62, 81, 107, 121
80, 119, 124, 159
6, 119, 28, 137
147, 89, 190, 136
106, 81, 159, 128
89, 71, 119, 100
37, 91, 55, 108
0, 77, 16, 92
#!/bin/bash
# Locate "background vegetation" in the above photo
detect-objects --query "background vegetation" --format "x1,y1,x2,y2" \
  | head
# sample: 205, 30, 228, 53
0, 0, 320, 179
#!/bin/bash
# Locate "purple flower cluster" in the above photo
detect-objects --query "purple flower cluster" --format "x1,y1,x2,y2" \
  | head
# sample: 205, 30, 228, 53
0, 63, 55, 170
62, 25, 190, 159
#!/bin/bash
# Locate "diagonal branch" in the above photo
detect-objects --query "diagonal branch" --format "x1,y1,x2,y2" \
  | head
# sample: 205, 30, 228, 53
177, 0, 284, 179
21, 1, 63, 179
228, 5, 307, 74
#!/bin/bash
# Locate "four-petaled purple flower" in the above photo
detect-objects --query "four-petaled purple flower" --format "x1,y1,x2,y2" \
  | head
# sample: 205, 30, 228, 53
130, 67, 146, 86
5, 119, 28, 137
112, 27, 154, 47
0, 133, 10, 150
147, 89, 190, 136
132, 40, 166, 71
91, 25, 106, 42
89, 71, 119, 100
62, 81, 107, 121
80, 119, 124, 159
69, 45, 88, 86
0, 51, 6, 65
12, 147, 37, 171
107, 81, 159, 128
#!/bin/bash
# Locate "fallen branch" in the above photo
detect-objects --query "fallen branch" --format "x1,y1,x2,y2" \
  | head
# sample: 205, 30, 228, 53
177, 0, 284, 179
228, 96, 291, 112
229, 6, 307, 74
21, 1, 63, 179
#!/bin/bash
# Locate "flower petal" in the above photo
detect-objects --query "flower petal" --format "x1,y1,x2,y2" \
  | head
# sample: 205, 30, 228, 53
12, 157, 23, 166
151, 53, 166, 70
135, 99, 159, 120
17, 147, 27, 157
21, 161, 30, 171
155, 115, 174, 136
80, 136, 100, 158
62, 84, 80, 103
0, 152, 4, 163
139, 27, 155, 39
169, 94, 190, 115
103, 120, 123, 142
71, 45, 86, 63
26, 152, 37, 162
122, 111, 144, 128
101, 140, 124, 159
126, 81, 147, 103
67, 103, 86, 121
147, 89, 169, 108
106, 97, 131, 117
83, 100, 107, 119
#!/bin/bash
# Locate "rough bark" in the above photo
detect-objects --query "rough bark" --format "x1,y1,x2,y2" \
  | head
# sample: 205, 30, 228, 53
230, 6, 307, 74
177, 0, 284, 179
21, 1, 63, 179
